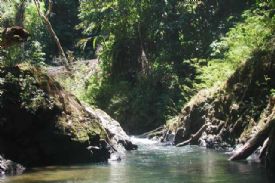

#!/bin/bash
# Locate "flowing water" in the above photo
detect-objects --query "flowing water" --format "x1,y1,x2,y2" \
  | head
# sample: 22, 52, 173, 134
1, 138, 272, 183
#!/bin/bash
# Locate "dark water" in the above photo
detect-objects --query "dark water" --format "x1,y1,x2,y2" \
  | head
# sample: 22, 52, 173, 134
1, 138, 272, 183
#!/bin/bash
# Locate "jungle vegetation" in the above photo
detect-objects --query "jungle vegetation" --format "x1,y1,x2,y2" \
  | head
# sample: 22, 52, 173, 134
0, 0, 274, 134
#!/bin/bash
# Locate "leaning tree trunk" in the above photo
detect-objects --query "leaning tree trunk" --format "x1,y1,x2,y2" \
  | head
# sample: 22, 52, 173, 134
229, 117, 275, 161
33, 0, 70, 70
138, 23, 149, 76
15, 0, 26, 27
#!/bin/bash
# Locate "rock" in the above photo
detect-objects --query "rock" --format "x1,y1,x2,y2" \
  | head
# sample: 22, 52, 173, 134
0, 65, 111, 167
118, 140, 138, 151
166, 132, 176, 143
0, 156, 25, 176
174, 128, 185, 144
85, 107, 138, 152
266, 125, 275, 175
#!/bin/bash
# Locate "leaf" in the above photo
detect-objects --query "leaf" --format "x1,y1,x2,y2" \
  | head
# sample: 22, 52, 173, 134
93, 37, 98, 49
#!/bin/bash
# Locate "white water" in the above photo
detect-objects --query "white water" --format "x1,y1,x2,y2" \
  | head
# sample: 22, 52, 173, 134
130, 136, 159, 145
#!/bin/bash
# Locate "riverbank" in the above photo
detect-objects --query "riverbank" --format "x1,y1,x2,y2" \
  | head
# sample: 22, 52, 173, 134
0, 64, 136, 176
145, 40, 275, 173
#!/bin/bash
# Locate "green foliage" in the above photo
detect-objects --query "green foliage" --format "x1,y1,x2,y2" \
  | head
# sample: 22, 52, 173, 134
78, 0, 252, 79
84, 62, 195, 134
256, 0, 275, 8
0, 68, 54, 114
79, 0, 257, 133
54, 61, 97, 100
194, 59, 235, 90
1, 0, 83, 65
0, 0, 16, 27
19, 74, 54, 114
0, 1, 46, 66
0, 42, 45, 67
48, 0, 83, 60
271, 89, 275, 97
0, 41, 46, 66
195, 6, 275, 90
0, 46, 24, 66
219, 10, 272, 64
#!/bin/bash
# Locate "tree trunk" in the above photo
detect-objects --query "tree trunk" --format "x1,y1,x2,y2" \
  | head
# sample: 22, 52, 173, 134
15, 0, 26, 27
14, 0, 26, 60
138, 23, 149, 75
229, 118, 275, 161
33, 0, 70, 70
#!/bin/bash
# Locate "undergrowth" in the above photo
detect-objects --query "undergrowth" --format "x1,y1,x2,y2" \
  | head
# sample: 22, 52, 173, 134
80, 3, 275, 134
194, 7, 274, 90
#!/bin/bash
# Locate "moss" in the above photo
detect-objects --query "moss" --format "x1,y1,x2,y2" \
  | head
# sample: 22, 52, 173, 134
0, 64, 110, 166
20, 63, 108, 141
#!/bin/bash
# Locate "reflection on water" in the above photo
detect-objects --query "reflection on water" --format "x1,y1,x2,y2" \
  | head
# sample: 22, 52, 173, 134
1, 138, 272, 183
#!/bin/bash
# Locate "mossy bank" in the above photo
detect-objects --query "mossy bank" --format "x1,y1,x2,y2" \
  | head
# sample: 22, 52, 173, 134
152, 39, 275, 173
0, 64, 136, 176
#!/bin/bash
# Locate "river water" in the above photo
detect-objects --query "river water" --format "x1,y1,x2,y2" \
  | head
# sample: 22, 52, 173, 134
1, 138, 272, 183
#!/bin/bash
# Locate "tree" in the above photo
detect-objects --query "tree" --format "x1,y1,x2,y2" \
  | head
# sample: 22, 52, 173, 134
15, 0, 26, 27
33, 0, 70, 70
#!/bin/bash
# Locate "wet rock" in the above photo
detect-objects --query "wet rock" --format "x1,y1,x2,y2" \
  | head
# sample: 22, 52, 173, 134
0, 156, 25, 176
160, 130, 175, 145
174, 128, 185, 145
118, 140, 138, 150
166, 132, 175, 143
267, 127, 275, 175
85, 107, 138, 152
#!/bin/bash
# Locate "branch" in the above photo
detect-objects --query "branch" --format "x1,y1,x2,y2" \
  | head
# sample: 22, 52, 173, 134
176, 125, 207, 147
46, 0, 53, 18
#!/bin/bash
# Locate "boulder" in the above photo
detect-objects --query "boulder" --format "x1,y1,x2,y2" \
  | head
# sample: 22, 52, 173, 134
0, 155, 24, 176
0, 65, 112, 170
86, 107, 137, 153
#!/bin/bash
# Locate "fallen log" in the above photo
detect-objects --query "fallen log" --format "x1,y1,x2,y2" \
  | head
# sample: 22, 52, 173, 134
176, 125, 206, 147
229, 118, 275, 161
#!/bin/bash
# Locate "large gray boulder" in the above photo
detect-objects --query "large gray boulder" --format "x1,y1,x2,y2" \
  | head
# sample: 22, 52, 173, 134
86, 107, 138, 154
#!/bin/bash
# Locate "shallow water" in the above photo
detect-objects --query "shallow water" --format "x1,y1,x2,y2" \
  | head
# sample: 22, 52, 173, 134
1, 138, 272, 183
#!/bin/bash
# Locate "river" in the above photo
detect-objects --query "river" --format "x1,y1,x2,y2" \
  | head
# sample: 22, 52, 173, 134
1, 138, 272, 183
